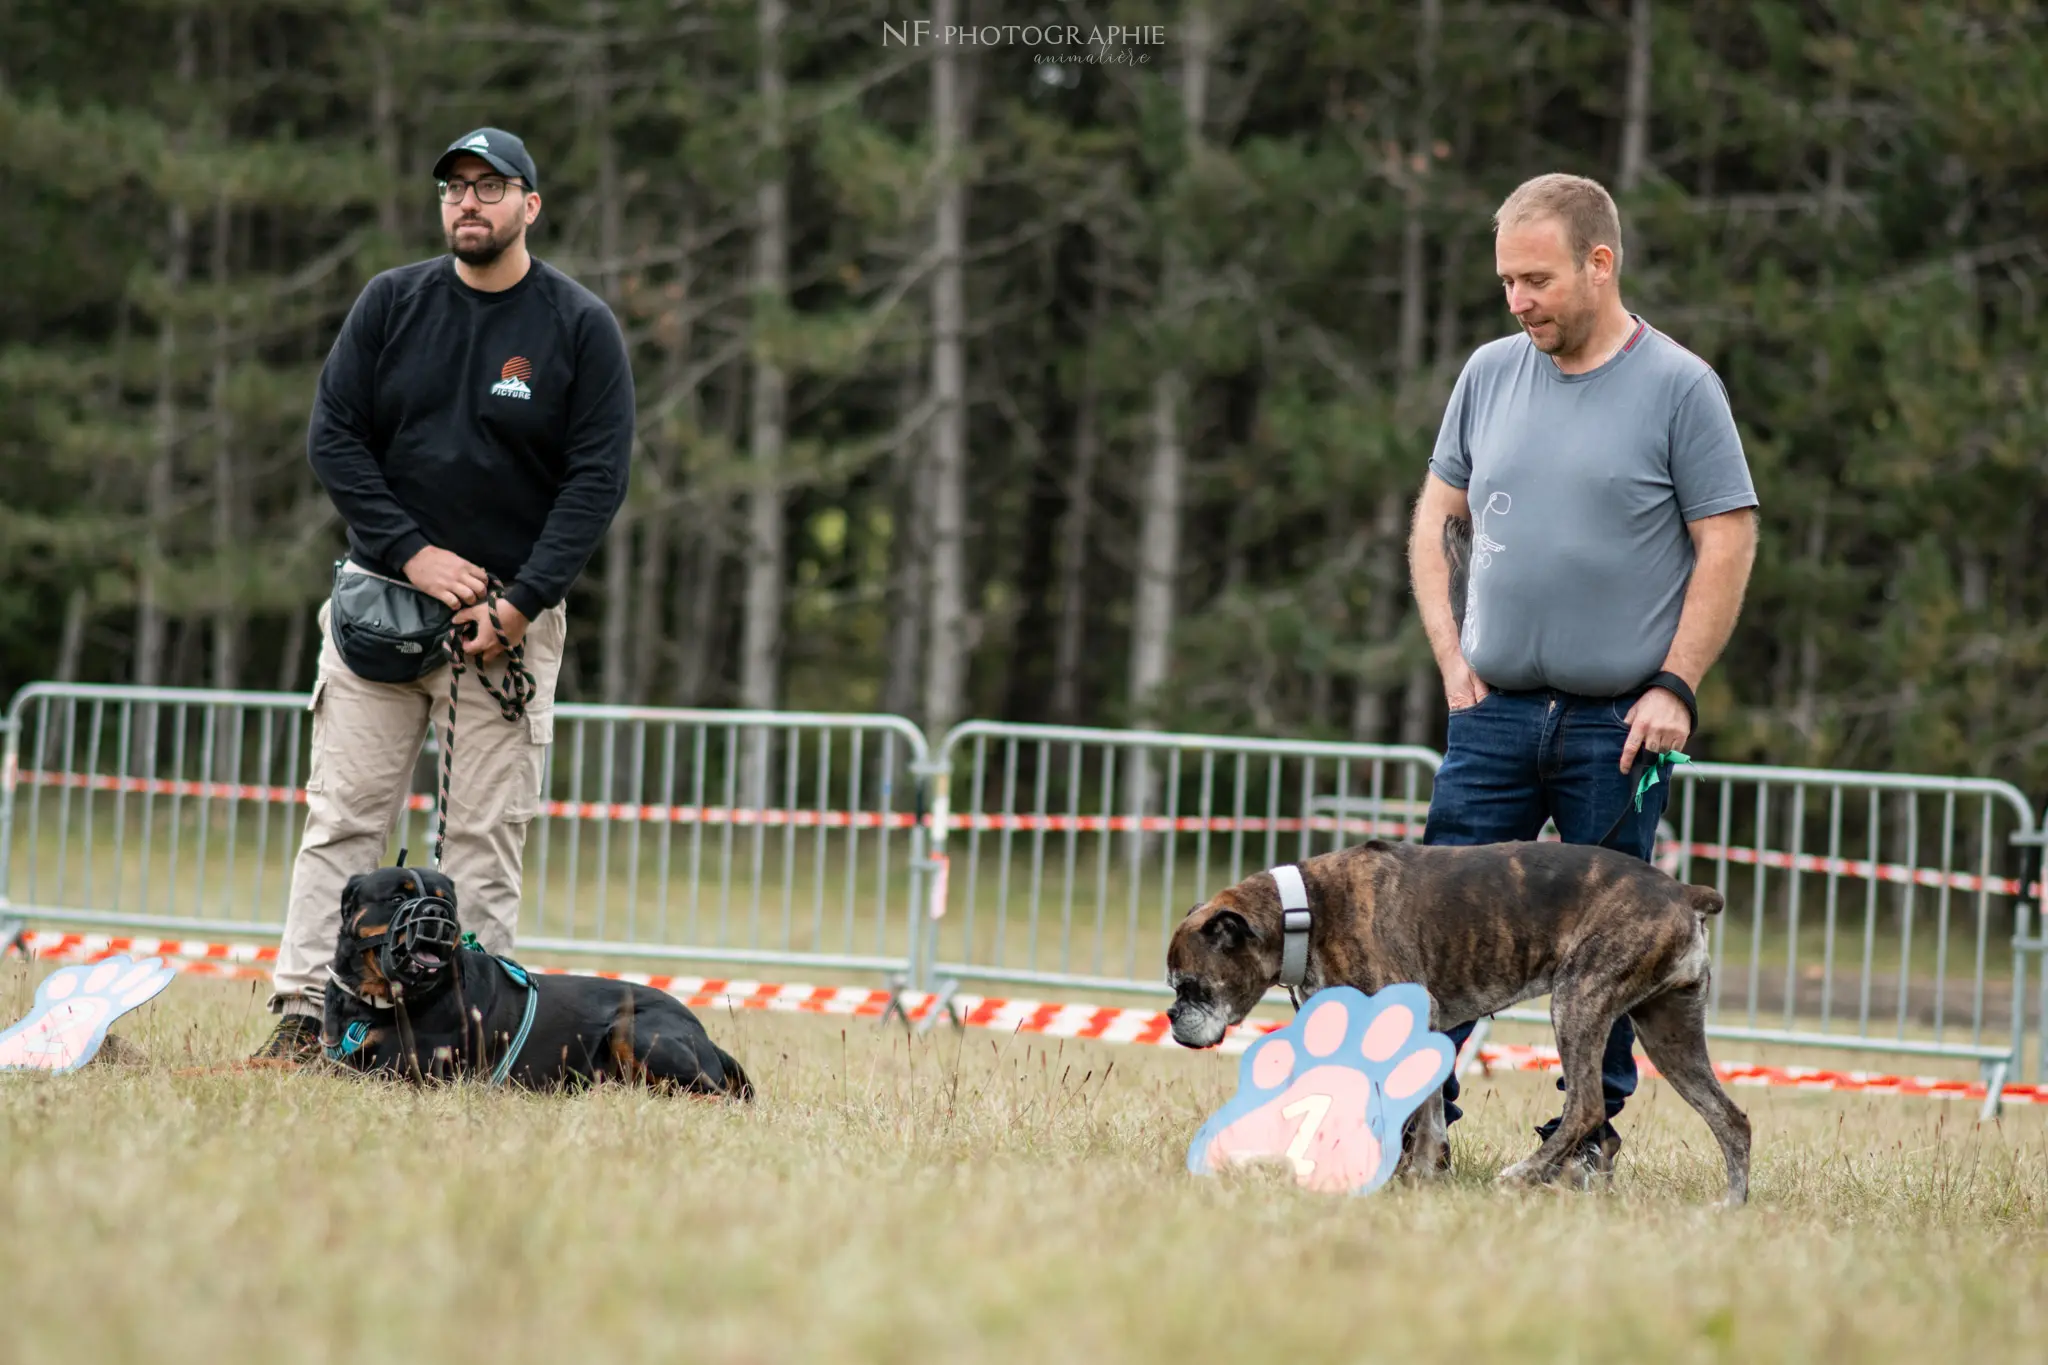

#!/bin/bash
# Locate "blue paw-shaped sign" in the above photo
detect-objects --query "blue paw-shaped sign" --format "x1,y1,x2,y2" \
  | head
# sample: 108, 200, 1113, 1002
1188, 983, 1456, 1195
0, 955, 176, 1073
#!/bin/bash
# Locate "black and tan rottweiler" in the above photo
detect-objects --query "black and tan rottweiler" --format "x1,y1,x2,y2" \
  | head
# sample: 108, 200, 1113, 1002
321, 865, 752, 1100
1165, 838, 1748, 1205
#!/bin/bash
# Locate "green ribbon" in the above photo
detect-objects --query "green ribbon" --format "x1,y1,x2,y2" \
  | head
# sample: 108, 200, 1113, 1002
1636, 750, 1691, 810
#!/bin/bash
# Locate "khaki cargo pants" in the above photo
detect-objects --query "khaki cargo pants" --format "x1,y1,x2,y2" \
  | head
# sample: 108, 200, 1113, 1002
269, 590, 566, 1016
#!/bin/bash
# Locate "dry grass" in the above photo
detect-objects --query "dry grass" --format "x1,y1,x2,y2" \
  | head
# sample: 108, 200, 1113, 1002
3, 958, 2047, 1365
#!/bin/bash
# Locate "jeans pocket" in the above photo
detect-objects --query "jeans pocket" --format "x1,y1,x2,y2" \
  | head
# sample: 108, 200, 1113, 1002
1606, 692, 1645, 728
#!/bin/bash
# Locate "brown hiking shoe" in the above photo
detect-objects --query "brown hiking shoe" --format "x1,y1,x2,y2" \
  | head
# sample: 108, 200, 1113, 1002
250, 1013, 322, 1066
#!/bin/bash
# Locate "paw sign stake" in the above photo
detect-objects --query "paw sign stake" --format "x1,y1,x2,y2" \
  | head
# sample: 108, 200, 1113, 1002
0, 955, 176, 1073
1187, 984, 1456, 1196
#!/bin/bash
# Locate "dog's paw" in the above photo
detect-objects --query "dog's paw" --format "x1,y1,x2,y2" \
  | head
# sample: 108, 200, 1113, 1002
1188, 984, 1457, 1195
0, 956, 177, 1073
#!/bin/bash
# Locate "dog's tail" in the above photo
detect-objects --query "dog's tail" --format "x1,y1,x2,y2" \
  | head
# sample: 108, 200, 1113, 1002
1684, 884, 1724, 917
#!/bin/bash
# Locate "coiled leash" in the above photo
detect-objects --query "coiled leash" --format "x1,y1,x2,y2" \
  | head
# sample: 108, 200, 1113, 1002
431, 578, 538, 870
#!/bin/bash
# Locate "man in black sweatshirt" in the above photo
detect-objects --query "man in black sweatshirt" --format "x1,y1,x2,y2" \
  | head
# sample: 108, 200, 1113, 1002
253, 127, 633, 1062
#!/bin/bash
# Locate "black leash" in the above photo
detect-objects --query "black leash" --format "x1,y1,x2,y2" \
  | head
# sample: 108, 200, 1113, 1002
432, 580, 537, 870
1595, 673, 1699, 853
1596, 749, 1691, 852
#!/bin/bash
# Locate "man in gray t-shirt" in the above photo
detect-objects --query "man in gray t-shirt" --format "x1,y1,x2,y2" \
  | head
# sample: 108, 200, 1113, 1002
1406, 172, 1760, 1183
1431, 320, 1757, 696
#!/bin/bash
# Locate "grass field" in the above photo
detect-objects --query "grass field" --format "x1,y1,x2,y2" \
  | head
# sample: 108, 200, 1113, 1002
4, 960, 2046, 1365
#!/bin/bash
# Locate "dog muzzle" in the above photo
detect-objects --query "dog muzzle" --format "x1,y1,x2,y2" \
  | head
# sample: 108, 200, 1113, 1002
380, 892, 461, 998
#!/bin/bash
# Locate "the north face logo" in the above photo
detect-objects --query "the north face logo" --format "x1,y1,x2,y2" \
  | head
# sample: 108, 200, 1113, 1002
490, 355, 532, 400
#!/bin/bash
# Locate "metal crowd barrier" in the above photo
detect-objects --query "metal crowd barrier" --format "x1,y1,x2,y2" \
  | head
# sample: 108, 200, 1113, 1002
0, 682, 934, 985
4, 682, 2042, 1109
1473, 761, 2040, 1113
917, 722, 2040, 1115
916, 721, 1444, 999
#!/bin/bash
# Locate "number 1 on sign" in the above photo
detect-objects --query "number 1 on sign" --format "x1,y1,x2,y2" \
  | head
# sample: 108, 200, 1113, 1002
1280, 1093, 1332, 1178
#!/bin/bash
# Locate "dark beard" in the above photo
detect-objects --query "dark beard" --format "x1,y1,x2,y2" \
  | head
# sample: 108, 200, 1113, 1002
447, 218, 520, 266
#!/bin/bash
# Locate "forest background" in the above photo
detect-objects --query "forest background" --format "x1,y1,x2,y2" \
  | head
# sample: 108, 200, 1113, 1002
2, 0, 2045, 795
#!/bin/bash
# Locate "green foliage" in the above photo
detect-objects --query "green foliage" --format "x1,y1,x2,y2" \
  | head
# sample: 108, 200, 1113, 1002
3, 0, 2047, 800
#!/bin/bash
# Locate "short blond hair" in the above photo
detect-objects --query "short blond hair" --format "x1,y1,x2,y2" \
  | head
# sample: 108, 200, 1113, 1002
1494, 173, 1623, 271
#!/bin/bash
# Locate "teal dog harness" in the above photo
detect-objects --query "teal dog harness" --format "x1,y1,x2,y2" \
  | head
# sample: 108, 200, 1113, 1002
323, 943, 540, 1086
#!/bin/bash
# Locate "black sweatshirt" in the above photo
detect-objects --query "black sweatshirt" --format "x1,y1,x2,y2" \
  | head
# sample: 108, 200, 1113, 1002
306, 255, 634, 624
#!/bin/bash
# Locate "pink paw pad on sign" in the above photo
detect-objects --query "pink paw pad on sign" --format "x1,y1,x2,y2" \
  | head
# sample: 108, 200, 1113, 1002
1187, 984, 1456, 1196
0, 955, 176, 1073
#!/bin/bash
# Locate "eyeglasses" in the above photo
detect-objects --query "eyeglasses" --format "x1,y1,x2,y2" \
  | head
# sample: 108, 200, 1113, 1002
437, 175, 525, 205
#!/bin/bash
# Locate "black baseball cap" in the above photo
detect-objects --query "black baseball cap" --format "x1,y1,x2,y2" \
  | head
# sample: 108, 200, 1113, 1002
433, 127, 539, 190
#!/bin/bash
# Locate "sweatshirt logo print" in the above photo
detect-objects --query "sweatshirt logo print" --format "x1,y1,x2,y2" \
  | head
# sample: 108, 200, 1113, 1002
491, 355, 533, 400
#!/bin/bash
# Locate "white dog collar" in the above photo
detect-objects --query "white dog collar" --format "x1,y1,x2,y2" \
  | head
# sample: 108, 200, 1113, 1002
1271, 864, 1311, 989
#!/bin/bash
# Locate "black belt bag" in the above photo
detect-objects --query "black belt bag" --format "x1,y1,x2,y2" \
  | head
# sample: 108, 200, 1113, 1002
328, 560, 453, 684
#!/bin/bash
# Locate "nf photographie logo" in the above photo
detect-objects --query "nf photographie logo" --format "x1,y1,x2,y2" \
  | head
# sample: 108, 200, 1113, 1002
882, 20, 1166, 64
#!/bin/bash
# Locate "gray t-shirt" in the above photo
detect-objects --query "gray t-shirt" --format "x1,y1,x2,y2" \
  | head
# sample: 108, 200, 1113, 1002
1429, 316, 1758, 696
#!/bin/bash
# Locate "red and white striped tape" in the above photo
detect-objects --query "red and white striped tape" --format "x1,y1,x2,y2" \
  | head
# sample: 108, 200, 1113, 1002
8, 930, 2043, 1106
11, 768, 2034, 897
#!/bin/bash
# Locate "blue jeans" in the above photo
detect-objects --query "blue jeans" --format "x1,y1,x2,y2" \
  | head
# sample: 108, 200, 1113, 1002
1423, 685, 1672, 1134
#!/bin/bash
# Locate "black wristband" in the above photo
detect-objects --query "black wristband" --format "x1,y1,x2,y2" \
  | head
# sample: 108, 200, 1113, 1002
1646, 670, 1698, 737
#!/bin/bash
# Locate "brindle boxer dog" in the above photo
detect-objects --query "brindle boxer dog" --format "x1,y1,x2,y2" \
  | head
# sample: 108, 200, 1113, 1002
1165, 838, 1750, 1205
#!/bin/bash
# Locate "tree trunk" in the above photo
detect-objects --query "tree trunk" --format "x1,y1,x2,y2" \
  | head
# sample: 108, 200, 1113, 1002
642, 208, 699, 707
1405, 193, 1468, 746
1122, 4, 1210, 840
881, 359, 925, 722
1050, 272, 1104, 725
1617, 0, 1652, 192
209, 193, 240, 702
921, 0, 971, 739
1357, 0, 1438, 745
276, 586, 309, 693
137, 17, 195, 694
371, 17, 402, 243
583, 6, 633, 714
132, 13, 196, 775
739, 0, 789, 808
677, 374, 746, 707
209, 15, 241, 717
1130, 372, 1186, 724
210, 185, 243, 779
632, 384, 679, 708
1792, 76, 1847, 752
1000, 397, 1067, 727
55, 588, 89, 683
1128, 2, 1210, 732
740, 0, 788, 717
674, 506, 725, 707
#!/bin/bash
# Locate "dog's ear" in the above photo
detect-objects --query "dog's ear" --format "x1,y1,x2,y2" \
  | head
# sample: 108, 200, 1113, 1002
340, 873, 367, 912
1201, 909, 1252, 952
